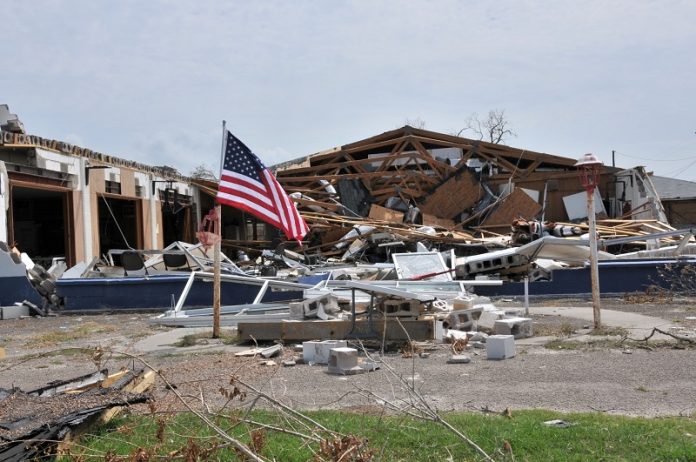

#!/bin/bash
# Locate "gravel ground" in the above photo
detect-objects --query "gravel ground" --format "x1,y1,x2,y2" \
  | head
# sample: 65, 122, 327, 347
2, 299, 696, 418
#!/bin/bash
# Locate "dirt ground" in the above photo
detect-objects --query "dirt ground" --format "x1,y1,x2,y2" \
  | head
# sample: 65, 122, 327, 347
2, 297, 696, 418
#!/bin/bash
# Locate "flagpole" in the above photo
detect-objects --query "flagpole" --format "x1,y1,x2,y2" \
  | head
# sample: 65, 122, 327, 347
213, 120, 226, 339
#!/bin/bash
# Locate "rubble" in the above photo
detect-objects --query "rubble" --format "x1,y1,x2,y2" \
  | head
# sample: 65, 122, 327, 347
0, 369, 153, 461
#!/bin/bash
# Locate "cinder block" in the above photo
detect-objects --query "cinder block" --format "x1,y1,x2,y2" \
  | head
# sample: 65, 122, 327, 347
379, 299, 421, 318
477, 309, 506, 330
486, 335, 516, 360
302, 294, 341, 320
327, 347, 360, 374
494, 317, 533, 338
288, 302, 304, 319
444, 307, 484, 330
447, 354, 471, 364
0, 305, 30, 320
452, 297, 474, 311
302, 340, 347, 364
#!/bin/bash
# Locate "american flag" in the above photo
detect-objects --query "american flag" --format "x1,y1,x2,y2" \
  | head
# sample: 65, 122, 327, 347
216, 131, 309, 242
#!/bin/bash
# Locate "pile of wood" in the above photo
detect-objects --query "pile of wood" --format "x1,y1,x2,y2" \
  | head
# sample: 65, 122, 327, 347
0, 368, 154, 461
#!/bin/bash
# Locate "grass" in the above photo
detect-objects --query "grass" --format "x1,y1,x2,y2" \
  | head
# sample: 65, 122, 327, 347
30, 322, 116, 347
533, 320, 578, 337
63, 409, 696, 461
589, 326, 629, 337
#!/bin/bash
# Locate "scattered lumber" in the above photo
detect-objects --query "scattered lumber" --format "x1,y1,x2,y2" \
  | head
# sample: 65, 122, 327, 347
0, 368, 154, 462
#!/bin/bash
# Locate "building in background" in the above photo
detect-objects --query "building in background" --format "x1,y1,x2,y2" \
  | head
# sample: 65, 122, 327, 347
0, 104, 198, 267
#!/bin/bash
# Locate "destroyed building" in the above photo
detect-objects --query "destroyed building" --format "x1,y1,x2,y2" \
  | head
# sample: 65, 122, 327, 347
1, 105, 691, 268
266, 125, 687, 253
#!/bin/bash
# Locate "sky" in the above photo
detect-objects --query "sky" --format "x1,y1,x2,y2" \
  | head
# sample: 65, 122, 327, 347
3, 1, 696, 181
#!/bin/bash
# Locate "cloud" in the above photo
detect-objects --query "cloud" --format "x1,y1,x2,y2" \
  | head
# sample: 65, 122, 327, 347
3, 0, 695, 181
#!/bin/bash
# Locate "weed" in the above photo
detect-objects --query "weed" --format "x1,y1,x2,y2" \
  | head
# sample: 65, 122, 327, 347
30, 322, 116, 347
589, 326, 629, 337
173, 330, 239, 347
544, 339, 581, 350
636, 386, 650, 392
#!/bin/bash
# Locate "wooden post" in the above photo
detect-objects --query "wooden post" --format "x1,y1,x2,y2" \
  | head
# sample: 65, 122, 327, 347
587, 190, 602, 328
213, 120, 227, 339
213, 204, 221, 338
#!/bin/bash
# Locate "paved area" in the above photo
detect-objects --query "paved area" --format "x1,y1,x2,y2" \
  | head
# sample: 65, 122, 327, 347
133, 307, 681, 353
529, 305, 679, 340
133, 327, 244, 355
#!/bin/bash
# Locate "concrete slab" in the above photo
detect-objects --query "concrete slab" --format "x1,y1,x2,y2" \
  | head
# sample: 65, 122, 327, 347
133, 327, 246, 355
529, 306, 677, 340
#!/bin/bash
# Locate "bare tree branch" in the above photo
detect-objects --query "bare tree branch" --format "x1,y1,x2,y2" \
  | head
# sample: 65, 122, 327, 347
456, 109, 517, 144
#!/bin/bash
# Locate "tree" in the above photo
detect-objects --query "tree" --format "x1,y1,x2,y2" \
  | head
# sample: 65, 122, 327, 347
404, 117, 427, 129
190, 163, 217, 181
456, 109, 516, 144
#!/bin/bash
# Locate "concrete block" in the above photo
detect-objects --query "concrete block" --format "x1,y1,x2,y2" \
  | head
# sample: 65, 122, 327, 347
379, 299, 421, 318
434, 320, 444, 342
289, 302, 304, 319
494, 317, 534, 338
302, 340, 347, 365
327, 347, 360, 374
444, 307, 484, 330
468, 331, 489, 343
452, 297, 474, 311
486, 335, 516, 360
477, 309, 506, 331
447, 354, 471, 364
302, 294, 341, 320
0, 305, 30, 320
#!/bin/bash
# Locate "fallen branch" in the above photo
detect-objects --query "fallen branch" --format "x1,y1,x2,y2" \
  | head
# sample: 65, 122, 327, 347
624, 327, 696, 344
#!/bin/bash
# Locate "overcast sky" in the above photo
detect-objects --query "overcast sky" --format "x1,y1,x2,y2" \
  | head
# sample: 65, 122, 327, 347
3, 1, 695, 181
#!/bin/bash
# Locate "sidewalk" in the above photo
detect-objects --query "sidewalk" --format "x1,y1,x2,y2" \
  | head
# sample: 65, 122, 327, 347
529, 306, 678, 340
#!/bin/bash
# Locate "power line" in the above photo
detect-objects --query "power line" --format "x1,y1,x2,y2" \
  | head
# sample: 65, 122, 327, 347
663, 158, 696, 179
614, 151, 694, 162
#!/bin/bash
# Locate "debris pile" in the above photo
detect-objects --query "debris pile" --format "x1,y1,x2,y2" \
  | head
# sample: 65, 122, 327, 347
0, 369, 154, 461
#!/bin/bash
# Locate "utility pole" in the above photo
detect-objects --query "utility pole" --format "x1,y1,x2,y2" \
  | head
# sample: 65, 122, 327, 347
575, 153, 604, 329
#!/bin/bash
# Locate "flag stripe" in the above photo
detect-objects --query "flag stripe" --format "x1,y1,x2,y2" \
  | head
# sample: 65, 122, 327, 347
216, 188, 280, 221
218, 181, 274, 208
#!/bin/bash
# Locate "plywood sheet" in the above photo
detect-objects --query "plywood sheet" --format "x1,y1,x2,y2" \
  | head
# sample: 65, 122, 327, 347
420, 170, 482, 219
481, 188, 542, 227
368, 204, 404, 223
120, 168, 136, 197
422, 213, 455, 229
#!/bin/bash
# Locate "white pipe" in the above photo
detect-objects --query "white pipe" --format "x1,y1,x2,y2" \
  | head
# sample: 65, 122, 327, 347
174, 271, 197, 313
0, 161, 8, 243
149, 174, 158, 248
524, 276, 530, 316
252, 280, 270, 304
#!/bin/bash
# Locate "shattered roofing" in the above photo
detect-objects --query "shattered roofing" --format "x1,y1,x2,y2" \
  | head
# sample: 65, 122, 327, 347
650, 175, 696, 200
274, 125, 581, 171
